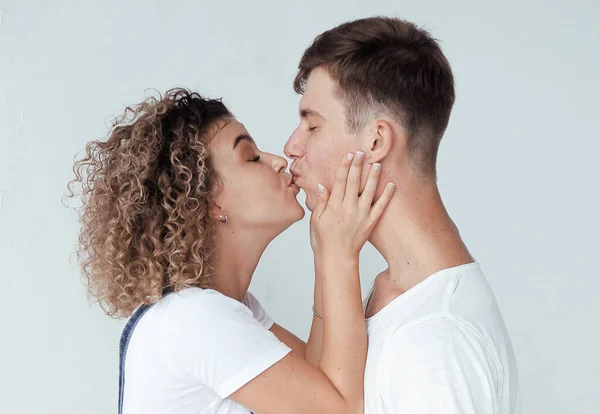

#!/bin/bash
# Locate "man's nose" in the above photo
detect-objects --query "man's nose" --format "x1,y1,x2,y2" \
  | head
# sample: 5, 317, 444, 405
284, 127, 304, 159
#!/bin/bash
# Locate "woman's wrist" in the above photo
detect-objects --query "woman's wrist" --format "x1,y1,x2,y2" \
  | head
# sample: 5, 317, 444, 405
317, 250, 359, 271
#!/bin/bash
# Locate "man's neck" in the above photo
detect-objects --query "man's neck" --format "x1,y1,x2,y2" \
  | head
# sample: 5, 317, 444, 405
368, 178, 473, 311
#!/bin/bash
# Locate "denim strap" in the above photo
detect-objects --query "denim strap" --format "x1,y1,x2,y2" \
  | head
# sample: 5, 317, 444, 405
118, 289, 172, 414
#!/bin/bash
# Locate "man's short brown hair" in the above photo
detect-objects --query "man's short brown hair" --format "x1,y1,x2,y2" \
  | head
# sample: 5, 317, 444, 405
294, 16, 455, 176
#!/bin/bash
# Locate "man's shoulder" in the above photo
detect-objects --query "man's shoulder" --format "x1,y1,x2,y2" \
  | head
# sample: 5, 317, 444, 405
381, 312, 502, 372
387, 312, 484, 340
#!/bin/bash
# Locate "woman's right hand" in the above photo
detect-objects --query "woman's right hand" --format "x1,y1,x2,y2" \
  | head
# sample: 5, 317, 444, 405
310, 151, 395, 262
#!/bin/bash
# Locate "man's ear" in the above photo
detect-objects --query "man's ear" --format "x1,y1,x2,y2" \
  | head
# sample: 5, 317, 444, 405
366, 118, 404, 164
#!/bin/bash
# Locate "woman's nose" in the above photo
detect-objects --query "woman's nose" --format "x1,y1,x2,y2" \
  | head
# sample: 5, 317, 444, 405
273, 155, 288, 173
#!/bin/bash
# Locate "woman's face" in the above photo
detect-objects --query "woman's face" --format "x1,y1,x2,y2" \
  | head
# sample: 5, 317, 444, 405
209, 119, 305, 233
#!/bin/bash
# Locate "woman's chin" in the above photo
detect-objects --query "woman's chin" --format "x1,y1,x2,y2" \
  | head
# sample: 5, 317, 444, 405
284, 209, 305, 228
292, 203, 306, 222
263, 200, 305, 236
278, 207, 306, 232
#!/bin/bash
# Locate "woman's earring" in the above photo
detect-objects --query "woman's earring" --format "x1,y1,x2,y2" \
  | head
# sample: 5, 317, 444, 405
219, 214, 228, 224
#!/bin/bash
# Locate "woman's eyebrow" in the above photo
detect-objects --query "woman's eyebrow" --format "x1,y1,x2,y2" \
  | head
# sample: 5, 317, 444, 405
232, 134, 255, 149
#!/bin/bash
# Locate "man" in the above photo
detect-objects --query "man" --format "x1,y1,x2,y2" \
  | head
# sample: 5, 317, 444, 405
285, 16, 520, 413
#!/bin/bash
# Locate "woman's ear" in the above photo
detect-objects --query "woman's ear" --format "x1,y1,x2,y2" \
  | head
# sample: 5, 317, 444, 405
210, 202, 228, 224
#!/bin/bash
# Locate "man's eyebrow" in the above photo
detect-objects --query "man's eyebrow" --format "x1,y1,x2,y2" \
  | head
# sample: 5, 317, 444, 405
232, 134, 255, 149
300, 108, 325, 120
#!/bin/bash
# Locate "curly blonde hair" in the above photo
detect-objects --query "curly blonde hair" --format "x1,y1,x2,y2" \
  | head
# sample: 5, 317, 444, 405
68, 88, 232, 318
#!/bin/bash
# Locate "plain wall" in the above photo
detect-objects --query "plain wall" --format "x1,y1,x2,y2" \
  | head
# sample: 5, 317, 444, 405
1, 0, 598, 413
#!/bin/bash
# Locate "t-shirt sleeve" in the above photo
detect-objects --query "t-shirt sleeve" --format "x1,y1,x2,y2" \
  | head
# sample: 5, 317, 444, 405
380, 315, 502, 414
242, 291, 274, 329
162, 289, 291, 398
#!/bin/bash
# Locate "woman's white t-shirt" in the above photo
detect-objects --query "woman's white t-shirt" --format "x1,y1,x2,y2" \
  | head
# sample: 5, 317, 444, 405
122, 288, 291, 414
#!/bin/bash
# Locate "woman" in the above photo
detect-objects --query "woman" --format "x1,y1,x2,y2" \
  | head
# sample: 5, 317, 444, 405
69, 88, 394, 414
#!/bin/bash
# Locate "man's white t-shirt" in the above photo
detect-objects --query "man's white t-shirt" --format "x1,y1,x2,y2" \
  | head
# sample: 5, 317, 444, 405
123, 288, 291, 414
363, 262, 520, 414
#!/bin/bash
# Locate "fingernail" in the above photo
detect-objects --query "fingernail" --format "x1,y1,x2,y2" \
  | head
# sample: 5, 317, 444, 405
356, 151, 365, 160
373, 163, 381, 171
387, 182, 395, 190
347, 153, 354, 161
318, 184, 325, 194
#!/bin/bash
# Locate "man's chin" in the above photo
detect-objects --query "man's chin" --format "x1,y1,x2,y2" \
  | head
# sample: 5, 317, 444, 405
297, 185, 316, 211
304, 194, 316, 212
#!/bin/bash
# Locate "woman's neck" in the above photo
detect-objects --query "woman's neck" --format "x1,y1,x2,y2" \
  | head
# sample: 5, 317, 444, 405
211, 226, 272, 301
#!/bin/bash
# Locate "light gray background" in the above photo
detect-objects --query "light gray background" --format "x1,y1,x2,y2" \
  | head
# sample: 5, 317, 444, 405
1, 1, 598, 413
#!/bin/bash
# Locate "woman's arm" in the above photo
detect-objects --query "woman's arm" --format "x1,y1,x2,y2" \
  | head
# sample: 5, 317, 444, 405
269, 323, 306, 356
269, 258, 322, 367
230, 153, 394, 414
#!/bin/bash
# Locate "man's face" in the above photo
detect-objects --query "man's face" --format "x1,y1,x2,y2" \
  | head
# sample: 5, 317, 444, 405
284, 68, 363, 211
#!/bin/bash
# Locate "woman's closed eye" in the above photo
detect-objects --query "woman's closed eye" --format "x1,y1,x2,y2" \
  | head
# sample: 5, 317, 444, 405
251, 154, 261, 162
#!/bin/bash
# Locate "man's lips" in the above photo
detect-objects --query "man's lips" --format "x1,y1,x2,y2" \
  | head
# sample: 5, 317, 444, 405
291, 174, 304, 189
289, 165, 305, 190
284, 173, 300, 193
